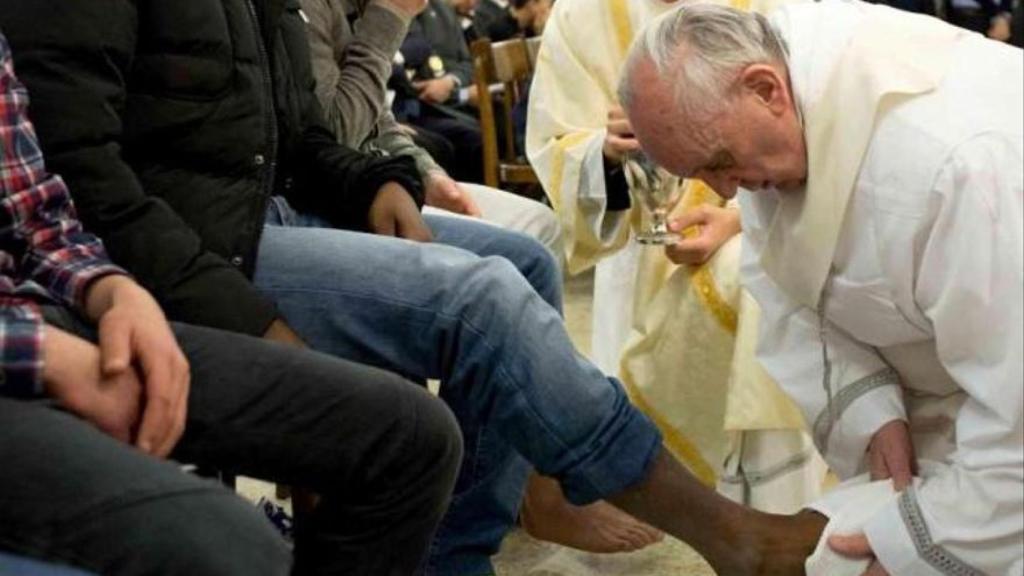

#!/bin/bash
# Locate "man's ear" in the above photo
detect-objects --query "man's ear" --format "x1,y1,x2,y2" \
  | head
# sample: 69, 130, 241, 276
739, 64, 789, 116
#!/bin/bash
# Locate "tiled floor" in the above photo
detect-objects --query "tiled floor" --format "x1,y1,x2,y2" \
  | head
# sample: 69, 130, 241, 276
239, 269, 715, 575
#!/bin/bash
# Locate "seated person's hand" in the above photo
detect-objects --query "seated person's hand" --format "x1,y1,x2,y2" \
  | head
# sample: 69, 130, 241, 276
369, 181, 434, 242
82, 275, 191, 458
530, 0, 553, 34
464, 84, 480, 108
43, 324, 143, 447
988, 14, 1012, 42
829, 533, 890, 576
602, 106, 640, 163
413, 76, 456, 104
664, 205, 741, 265
424, 170, 482, 217
396, 123, 419, 137
379, 0, 429, 19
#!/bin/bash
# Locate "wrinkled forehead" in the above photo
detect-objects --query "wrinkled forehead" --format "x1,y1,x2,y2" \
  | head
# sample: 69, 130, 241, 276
625, 70, 722, 175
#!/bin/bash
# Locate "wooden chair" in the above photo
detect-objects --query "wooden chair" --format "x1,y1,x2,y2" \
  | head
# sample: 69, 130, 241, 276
525, 36, 542, 65
470, 37, 541, 189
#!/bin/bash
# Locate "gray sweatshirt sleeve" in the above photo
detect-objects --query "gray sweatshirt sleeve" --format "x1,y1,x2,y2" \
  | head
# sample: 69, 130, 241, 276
301, 0, 410, 147
373, 109, 444, 176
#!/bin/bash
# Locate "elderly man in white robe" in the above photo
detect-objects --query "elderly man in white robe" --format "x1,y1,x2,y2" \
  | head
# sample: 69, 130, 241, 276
527, 0, 827, 532
619, 2, 1023, 575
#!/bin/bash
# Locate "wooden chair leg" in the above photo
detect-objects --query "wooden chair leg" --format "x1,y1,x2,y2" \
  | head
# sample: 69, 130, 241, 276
275, 483, 292, 500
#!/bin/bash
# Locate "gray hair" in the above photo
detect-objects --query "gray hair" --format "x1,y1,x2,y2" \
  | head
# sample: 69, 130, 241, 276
618, 3, 789, 120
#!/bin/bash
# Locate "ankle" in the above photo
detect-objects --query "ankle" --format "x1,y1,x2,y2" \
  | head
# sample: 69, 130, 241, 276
699, 510, 770, 575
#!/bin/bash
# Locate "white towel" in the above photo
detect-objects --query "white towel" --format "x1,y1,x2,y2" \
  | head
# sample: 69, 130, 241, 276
804, 474, 899, 576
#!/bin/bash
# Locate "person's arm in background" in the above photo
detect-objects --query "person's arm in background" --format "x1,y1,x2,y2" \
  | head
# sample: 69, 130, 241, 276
301, 0, 424, 147
375, 110, 481, 215
412, 0, 474, 105
0, 1, 280, 337
301, 0, 478, 215
440, 3, 475, 87
280, 0, 432, 239
971, 0, 1014, 40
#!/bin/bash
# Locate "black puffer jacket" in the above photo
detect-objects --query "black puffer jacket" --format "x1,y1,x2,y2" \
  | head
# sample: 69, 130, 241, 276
0, 0, 423, 335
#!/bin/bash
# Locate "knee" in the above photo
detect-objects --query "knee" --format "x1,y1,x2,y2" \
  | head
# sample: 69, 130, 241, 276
507, 232, 563, 311
359, 376, 463, 496
408, 388, 464, 494
446, 255, 554, 329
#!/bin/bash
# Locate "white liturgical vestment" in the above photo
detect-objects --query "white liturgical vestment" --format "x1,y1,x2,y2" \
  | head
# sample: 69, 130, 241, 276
742, 3, 1023, 574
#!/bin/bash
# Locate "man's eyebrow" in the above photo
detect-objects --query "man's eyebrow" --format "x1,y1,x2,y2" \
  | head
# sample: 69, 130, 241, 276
687, 149, 732, 176
705, 150, 734, 169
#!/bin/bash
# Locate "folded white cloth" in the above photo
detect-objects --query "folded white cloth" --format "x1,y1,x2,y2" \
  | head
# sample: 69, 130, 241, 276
804, 474, 900, 576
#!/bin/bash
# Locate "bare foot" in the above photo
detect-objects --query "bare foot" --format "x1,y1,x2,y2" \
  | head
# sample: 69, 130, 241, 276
708, 509, 827, 576
520, 474, 664, 553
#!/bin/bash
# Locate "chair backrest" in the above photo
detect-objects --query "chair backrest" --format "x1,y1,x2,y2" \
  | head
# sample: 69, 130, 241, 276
526, 36, 542, 67
471, 37, 539, 188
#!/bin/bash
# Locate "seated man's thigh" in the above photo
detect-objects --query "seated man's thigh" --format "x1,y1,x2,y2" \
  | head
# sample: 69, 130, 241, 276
252, 223, 493, 367
452, 183, 563, 258
423, 212, 562, 310
170, 322, 460, 498
0, 398, 289, 576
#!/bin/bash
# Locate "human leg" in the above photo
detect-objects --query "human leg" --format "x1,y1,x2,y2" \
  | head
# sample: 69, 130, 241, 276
427, 183, 564, 263
423, 212, 562, 313
415, 111, 484, 184
409, 125, 457, 173
253, 220, 823, 575
0, 552, 97, 576
268, 206, 560, 574
168, 322, 463, 576
0, 397, 291, 576
252, 222, 654, 500
427, 202, 661, 556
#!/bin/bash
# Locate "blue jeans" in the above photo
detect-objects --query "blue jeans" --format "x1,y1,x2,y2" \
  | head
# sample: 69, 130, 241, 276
0, 553, 96, 576
255, 198, 660, 575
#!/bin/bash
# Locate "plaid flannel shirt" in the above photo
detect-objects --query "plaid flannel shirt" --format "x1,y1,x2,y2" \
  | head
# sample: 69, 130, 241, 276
0, 32, 125, 398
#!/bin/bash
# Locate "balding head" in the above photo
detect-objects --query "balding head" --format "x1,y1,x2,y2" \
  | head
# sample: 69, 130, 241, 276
619, 4, 790, 121
617, 4, 807, 198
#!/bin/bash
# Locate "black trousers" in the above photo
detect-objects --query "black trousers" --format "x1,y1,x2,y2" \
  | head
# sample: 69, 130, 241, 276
407, 105, 484, 184
0, 307, 462, 576
409, 124, 457, 174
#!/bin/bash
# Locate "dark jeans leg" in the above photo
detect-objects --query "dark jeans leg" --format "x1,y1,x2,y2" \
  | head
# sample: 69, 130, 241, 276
0, 397, 292, 576
414, 110, 484, 184
169, 323, 464, 576
410, 125, 457, 172
14, 307, 462, 576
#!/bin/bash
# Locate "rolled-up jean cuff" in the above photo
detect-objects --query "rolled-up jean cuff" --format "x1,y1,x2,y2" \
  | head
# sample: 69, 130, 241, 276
558, 390, 663, 506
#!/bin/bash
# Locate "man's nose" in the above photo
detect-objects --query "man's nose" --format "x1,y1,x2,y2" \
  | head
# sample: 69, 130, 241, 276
699, 173, 738, 198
